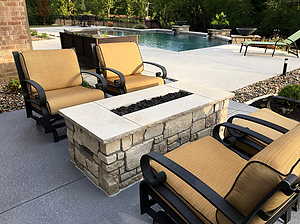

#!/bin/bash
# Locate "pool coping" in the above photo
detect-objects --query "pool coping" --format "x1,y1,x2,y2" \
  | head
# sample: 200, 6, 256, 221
73, 26, 231, 42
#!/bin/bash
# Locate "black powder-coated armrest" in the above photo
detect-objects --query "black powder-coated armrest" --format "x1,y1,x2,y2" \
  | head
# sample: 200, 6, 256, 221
22, 79, 47, 106
96, 67, 125, 88
141, 151, 246, 224
81, 70, 107, 92
143, 61, 167, 79
227, 114, 289, 134
266, 95, 300, 113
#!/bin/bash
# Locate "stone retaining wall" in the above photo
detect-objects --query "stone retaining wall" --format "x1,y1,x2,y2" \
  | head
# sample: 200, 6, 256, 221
66, 99, 229, 195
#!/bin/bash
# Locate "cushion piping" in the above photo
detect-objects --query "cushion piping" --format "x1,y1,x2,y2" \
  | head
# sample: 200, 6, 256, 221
215, 159, 300, 223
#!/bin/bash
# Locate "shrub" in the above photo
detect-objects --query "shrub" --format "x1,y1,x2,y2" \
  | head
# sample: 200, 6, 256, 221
7, 78, 22, 93
82, 79, 94, 89
278, 83, 300, 105
30, 29, 38, 36
41, 33, 50, 38
134, 23, 147, 29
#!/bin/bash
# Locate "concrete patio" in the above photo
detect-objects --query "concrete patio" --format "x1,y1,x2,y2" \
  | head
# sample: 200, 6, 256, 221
0, 26, 299, 223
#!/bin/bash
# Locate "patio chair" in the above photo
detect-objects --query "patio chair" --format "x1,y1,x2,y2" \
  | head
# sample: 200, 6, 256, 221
12, 49, 107, 142
240, 30, 300, 57
140, 122, 300, 224
92, 42, 167, 95
225, 96, 300, 158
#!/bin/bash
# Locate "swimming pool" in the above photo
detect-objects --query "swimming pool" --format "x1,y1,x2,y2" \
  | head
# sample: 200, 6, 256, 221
100, 30, 228, 52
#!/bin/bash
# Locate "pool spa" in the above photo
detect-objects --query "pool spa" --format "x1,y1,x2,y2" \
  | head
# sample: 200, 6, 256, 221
99, 29, 229, 52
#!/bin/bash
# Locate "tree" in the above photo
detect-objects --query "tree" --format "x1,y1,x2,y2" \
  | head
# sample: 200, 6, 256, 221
33, 0, 53, 25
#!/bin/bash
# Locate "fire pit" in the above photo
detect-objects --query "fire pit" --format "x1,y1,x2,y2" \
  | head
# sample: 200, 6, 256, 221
59, 81, 233, 195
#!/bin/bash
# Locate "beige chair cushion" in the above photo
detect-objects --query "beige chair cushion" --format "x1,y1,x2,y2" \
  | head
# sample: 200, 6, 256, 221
107, 74, 164, 93
151, 136, 247, 224
20, 49, 82, 93
233, 108, 298, 140
229, 108, 298, 155
31, 86, 104, 115
218, 122, 300, 223
95, 42, 144, 79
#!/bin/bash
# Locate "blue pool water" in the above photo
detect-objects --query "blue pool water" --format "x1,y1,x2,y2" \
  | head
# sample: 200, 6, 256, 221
100, 30, 228, 52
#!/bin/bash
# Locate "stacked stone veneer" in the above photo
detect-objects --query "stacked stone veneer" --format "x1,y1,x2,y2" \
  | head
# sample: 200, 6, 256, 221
0, 0, 32, 84
231, 35, 261, 44
66, 99, 229, 195
207, 29, 231, 37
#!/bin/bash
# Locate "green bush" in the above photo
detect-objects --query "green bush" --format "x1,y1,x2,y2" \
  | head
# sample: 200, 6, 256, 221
134, 23, 147, 29
7, 78, 22, 93
278, 83, 300, 105
30, 29, 38, 36
41, 33, 50, 38
82, 79, 94, 89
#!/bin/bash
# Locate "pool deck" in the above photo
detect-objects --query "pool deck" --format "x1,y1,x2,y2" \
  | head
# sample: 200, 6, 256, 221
0, 26, 299, 223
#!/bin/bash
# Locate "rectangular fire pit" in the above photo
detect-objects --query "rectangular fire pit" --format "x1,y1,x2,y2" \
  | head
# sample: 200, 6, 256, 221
59, 81, 234, 195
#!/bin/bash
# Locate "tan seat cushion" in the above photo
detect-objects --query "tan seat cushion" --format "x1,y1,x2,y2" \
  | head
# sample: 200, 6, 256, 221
107, 74, 164, 93
20, 49, 82, 93
151, 136, 247, 224
95, 42, 144, 79
31, 86, 104, 115
229, 108, 298, 155
218, 122, 300, 223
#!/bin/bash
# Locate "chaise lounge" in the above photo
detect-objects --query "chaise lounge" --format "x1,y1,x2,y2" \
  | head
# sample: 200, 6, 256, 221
240, 30, 300, 57
140, 122, 300, 224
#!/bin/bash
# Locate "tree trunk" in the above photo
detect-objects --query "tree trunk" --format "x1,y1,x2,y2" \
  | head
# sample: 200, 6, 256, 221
198, 0, 207, 31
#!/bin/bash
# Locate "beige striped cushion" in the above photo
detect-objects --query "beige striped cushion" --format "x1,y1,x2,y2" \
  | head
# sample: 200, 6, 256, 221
31, 86, 105, 115
230, 108, 298, 155
107, 74, 164, 93
20, 49, 82, 93
151, 136, 247, 224
218, 122, 300, 223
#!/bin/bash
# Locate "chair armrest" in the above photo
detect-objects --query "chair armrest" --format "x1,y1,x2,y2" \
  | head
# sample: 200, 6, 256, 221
81, 70, 107, 92
213, 122, 274, 159
22, 79, 47, 106
143, 61, 167, 79
266, 95, 300, 114
227, 114, 289, 134
96, 67, 125, 88
141, 151, 246, 224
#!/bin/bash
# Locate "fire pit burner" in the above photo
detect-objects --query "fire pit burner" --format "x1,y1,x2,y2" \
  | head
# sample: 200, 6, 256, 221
111, 90, 192, 116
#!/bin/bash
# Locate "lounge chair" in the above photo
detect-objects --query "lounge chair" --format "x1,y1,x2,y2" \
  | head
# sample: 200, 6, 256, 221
225, 95, 299, 158
140, 122, 300, 224
12, 49, 107, 142
240, 30, 300, 57
92, 42, 167, 95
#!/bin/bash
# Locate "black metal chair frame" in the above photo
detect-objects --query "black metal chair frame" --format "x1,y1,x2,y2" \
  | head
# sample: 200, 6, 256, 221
91, 43, 167, 95
12, 51, 107, 142
224, 95, 300, 158
140, 149, 300, 224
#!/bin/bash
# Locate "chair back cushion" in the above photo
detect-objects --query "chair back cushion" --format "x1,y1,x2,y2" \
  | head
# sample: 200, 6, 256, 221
95, 42, 144, 79
20, 49, 82, 93
217, 123, 300, 223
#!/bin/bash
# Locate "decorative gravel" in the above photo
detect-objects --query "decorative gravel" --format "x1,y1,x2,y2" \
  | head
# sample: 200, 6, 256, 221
231, 68, 300, 103
1, 68, 299, 114
0, 85, 25, 114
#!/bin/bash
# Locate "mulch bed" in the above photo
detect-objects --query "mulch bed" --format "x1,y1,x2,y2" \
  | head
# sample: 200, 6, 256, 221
250, 97, 300, 121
